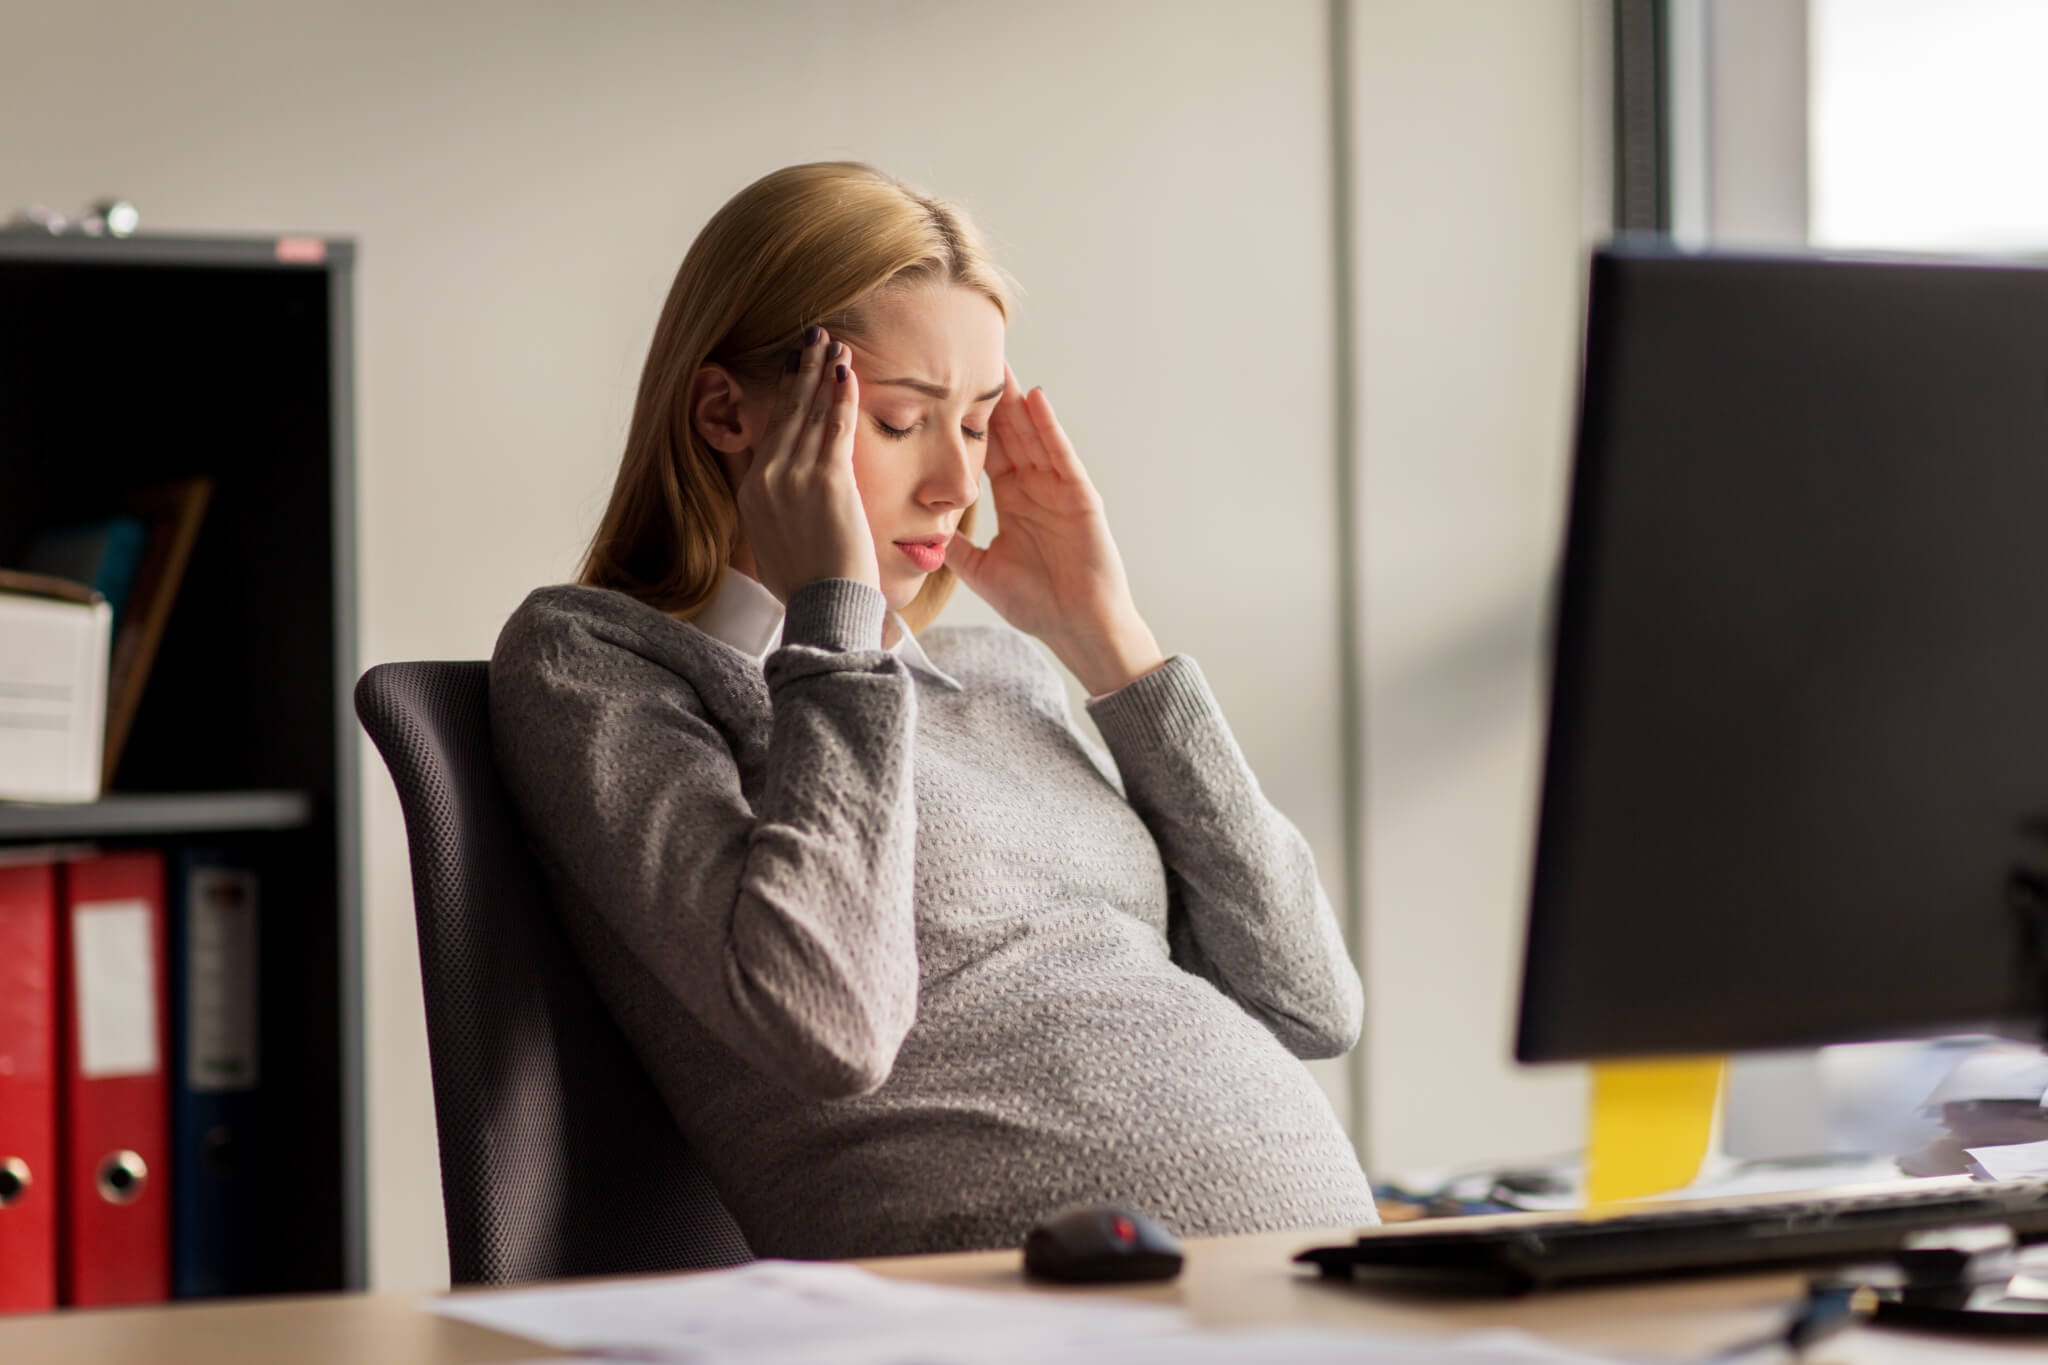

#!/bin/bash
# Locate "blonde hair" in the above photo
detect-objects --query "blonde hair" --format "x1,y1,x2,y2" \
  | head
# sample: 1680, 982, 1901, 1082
579, 162, 1015, 634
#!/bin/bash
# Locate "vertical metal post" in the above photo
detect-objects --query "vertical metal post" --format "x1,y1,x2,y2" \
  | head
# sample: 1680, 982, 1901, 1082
1613, 0, 1671, 233
328, 248, 367, 1292
1326, 0, 1371, 1168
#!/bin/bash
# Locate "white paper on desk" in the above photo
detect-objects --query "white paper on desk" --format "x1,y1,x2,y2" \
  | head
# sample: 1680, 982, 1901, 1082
1964, 1137, 2048, 1183
1045, 1326, 1618, 1364
466, 1334, 1612, 1365
1919, 1044, 2048, 1110
427, 1259, 1186, 1364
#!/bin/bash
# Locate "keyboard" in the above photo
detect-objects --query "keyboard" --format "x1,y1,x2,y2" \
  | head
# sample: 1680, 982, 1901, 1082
1295, 1178, 2048, 1292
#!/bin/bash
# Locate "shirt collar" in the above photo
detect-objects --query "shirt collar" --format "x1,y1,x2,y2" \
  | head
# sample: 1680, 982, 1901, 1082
687, 568, 964, 691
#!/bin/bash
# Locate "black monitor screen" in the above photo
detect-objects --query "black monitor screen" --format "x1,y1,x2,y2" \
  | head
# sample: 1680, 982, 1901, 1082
1517, 244, 2048, 1063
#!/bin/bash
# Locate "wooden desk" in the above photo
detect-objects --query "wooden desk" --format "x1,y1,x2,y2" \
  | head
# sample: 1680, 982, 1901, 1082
0, 1227, 2041, 1363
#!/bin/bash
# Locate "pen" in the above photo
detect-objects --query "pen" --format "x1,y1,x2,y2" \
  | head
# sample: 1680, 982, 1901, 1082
1699, 1281, 1878, 1362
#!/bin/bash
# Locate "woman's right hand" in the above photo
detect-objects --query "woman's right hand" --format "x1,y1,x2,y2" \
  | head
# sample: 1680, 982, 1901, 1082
731, 325, 880, 603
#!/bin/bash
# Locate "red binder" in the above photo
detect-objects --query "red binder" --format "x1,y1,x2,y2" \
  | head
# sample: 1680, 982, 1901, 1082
0, 857, 60, 1313
58, 848, 170, 1307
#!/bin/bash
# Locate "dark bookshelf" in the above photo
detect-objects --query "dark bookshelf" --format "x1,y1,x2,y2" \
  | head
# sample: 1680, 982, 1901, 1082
0, 232, 362, 1294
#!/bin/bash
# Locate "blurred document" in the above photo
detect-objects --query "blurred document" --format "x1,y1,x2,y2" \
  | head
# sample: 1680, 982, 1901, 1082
1921, 1045, 2048, 1108
428, 1259, 1182, 1364
429, 1261, 1619, 1365
1966, 1138, 2048, 1183
1045, 1327, 1615, 1363
488, 1339, 1605, 1365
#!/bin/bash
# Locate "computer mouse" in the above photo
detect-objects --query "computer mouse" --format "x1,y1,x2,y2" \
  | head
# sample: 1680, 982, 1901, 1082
1022, 1203, 1184, 1284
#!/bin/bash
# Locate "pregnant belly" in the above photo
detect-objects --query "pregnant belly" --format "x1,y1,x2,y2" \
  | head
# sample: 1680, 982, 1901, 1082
723, 924, 1373, 1257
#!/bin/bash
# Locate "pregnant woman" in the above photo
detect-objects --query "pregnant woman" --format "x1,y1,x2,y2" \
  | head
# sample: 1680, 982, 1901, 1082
489, 161, 1377, 1258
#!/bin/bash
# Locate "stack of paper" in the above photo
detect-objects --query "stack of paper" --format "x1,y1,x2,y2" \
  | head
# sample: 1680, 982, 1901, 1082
1965, 1138, 2048, 1183
1900, 1043, 2048, 1179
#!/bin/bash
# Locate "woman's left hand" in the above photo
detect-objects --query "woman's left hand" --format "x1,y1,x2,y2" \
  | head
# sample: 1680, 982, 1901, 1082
944, 364, 1166, 696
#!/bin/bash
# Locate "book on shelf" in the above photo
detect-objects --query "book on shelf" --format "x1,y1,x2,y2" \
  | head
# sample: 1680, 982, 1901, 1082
22, 517, 146, 628
103, 477, 214, 788
3, 476, 213, 801
0, 572, 111, 803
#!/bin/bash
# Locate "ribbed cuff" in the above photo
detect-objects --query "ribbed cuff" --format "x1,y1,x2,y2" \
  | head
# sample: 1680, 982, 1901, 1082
782, 578, 888, 653
1082, 654, 1216, 756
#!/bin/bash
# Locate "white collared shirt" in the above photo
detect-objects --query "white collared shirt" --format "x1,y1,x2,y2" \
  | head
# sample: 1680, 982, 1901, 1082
685, 568, 965, 691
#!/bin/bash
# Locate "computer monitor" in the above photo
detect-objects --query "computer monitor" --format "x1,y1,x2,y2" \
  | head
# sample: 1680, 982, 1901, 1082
1516, 242, 2048, 1063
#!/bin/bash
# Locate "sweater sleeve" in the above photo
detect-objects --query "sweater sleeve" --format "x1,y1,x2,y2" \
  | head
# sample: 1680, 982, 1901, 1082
487, 578, 920, 1100
1082, 655, 1362, 1060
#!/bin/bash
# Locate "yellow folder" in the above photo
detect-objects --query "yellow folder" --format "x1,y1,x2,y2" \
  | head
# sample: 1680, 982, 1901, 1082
1586, 1056, 1726, 1206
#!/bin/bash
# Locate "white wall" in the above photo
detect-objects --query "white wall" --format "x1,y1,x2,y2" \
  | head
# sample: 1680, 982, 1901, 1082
0, 0, 1350, 1290
1349, 0, 1606, 1176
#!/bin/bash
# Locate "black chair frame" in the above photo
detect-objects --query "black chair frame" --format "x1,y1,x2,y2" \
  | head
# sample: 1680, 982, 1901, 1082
355, 660, 751, 1284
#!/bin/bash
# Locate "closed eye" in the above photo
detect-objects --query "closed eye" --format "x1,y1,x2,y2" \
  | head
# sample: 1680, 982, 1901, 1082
873, 417, 988, 442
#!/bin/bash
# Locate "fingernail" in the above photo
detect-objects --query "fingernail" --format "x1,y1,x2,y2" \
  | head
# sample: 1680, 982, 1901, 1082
803, 324, 822, 346
784, 348, 800, 373
827, 341, 844, 360
835, 364, 848, 383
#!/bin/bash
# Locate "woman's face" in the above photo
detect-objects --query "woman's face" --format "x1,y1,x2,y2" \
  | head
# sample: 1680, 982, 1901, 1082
839, 281, 1007, 613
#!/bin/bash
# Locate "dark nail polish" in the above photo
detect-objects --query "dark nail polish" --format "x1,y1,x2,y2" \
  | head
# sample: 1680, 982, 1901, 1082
803, 324, 822, 346
835, 364, 848, 383
827, 341, 844, 360
785, 348, 800, 373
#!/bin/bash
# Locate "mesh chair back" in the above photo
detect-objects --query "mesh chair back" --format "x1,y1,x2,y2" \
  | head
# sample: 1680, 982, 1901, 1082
355, 660, 752, 1284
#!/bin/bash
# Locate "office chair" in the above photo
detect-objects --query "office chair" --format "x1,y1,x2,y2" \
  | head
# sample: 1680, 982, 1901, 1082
354, 661, 753, 1284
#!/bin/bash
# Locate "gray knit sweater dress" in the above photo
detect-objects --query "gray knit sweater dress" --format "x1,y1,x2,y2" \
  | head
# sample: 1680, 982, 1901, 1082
488, 575, 1377, 1258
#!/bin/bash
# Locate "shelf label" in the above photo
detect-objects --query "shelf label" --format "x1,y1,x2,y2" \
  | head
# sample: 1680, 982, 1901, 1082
186, 866, 259, 1092
74, 900, 159, 1079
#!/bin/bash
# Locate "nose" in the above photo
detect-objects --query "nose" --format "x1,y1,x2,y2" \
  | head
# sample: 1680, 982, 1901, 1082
921, 429, 981, 509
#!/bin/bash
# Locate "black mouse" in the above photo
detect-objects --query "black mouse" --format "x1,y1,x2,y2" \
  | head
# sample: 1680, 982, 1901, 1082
1022, 1203, 1184, 1283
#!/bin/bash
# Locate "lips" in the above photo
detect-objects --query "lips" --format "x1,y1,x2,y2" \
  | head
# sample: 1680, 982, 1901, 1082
895, 540, 946, 572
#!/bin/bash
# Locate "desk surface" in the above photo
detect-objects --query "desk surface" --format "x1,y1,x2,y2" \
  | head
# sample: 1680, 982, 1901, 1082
1, 1226, 2042, 1363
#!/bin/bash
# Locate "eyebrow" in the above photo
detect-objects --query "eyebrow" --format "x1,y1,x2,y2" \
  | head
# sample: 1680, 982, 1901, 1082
869, 377, 1006, 403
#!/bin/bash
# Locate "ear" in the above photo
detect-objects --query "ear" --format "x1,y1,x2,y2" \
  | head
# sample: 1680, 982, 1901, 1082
688, 362, 755, 482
